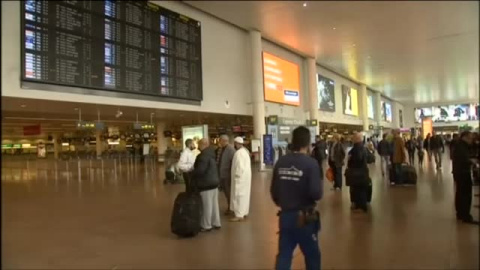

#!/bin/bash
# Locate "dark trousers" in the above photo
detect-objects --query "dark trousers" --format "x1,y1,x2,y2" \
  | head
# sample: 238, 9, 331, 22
183, 172, 191, 193
392, 163, 403, 184
408, 151, 415, 165
221, 177, 231, 210
276, 211, 321, 270
350, 185, 368, 210
454, 173, 473, 221
328, 161, 343, 189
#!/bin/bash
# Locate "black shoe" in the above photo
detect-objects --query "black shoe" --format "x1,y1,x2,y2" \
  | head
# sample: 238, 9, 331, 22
213, 226, 221, 230
200, 228, 212, 232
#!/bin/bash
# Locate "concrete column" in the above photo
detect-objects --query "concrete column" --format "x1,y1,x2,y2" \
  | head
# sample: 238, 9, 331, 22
95, 130, 102, 158
358, 84, 369, 132
156, 122, 166, 162
374, 91, 382, 136
307, 58, 319, 134
392, 102, 400, 129
250, 30, 265, 139
53, 134, 60, 159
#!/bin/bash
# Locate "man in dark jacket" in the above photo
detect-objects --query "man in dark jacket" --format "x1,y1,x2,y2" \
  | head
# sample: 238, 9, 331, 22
347, 132, 370, 212
377, 134, 391, 177
271, 126, 322, 270
452, 132, 478, 225
430, 132, 444, 169
328, 133, 346, 190
312, 135, 327, 169
192, 138, 221, 232
216, 135, 236, 215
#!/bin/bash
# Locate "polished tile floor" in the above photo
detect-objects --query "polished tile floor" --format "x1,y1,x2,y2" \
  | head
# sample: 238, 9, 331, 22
2, 154, 479, 269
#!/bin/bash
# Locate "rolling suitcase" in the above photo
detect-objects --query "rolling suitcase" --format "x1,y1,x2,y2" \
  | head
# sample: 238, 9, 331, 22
171, 191, 202, 237
367, 182, 373, 203
401, 164, 417, 185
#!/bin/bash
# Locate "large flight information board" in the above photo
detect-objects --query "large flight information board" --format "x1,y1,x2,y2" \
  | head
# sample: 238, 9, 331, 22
21, 0, 203, 101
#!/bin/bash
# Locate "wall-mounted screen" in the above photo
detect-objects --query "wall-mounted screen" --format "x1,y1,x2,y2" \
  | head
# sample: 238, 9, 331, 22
21, 0, 203, 101
341, 85, 358, 116
384, 102, 392, 122
367, 94, 374, 119
432, 106, 450, 122
415, 103, 478, 123
317, 74, 335, 111
381, 101, 385, 120
415, 107, 433, 123
263, 52, 300, 106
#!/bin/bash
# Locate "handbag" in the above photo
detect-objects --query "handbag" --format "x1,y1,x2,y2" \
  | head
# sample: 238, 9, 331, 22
326, 167, 334, 182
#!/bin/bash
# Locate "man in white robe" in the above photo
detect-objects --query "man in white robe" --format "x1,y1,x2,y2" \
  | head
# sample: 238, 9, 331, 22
229, 137, 252, 222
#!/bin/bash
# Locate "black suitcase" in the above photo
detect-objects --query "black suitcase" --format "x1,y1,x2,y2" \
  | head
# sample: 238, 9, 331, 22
401, 164, 417, 184
367, 184, 372, 203
171, 192, 202, 237
389, 165, 396, 183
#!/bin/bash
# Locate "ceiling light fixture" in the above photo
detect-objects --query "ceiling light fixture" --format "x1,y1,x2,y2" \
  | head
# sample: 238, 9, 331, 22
303, 2, 307, 7
20, 104, 26, 108
74, 108, 79, 111
333, 27, 336, 30
353, 44, 356, 47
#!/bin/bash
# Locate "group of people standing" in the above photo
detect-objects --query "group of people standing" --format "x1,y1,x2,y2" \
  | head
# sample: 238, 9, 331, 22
177, 135, 252, 232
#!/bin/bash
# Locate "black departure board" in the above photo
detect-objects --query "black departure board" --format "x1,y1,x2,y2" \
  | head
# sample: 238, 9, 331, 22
21, 0, 203, 101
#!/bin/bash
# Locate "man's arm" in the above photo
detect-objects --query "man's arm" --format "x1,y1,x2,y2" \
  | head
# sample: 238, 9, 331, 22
308, 162, 323, 202
270, 164, 280, 206
177, 151, 193, 172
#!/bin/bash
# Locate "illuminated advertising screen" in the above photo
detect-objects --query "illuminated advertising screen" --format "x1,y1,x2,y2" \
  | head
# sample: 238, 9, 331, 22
263, 52, 300, 106
341, 85, 358, 116
367, 94, 374, 119
381, 101, 385, 120
415, 107, 433, 123
385, 103, 392, 122
317, 74, 335, 111
432, 106, 450, 122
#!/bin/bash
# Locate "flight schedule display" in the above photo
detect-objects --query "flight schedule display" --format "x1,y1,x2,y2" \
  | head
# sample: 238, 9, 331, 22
21, 0, 203, 101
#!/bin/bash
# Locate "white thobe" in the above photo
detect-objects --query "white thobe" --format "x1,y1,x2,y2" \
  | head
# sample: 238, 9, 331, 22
230, 147, 252, 218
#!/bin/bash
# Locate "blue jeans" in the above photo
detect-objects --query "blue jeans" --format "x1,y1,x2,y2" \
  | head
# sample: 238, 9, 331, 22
275, 211, 321, 270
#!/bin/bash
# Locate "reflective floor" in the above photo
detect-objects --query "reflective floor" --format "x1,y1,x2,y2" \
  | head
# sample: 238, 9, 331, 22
2, 154, 479, 269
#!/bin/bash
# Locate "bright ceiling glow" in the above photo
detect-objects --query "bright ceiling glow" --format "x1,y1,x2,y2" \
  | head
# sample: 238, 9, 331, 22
303, 2, 307, 7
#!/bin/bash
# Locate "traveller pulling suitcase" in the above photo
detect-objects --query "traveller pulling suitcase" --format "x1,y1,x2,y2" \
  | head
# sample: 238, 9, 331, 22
171, 182, 202, 237
401, 164, 417, 185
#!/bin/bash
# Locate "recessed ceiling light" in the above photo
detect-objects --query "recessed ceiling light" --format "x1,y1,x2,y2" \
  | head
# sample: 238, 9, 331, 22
74, 108, 79, 111
20, 104, 26, 108
353, 44, 356, 47
333, 27, 336, 30
303, 2, 307, 7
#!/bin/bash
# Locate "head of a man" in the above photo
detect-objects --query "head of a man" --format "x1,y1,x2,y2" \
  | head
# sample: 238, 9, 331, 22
460, 131, 473, 145
452, 133, 459, 140
234, 137, 244, 150
219, 135, 229, 148
392, 129, 400, 137
332, 133, 340, 143
315, 135, 320, 143
291, 126, 311, 153
197, 138, 209, 151
185, 139, 195, 150
352, 132, 363, 144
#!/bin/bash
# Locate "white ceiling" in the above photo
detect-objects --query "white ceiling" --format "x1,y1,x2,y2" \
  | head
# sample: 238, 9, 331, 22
185, 0, 479, 104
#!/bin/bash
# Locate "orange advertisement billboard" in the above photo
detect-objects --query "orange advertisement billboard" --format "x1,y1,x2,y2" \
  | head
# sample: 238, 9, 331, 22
263, 52, 300, 106
422, 117, 433, 138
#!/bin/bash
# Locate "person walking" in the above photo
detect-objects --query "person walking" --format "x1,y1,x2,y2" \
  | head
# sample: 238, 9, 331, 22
177, 139, 196, 192
346, 132, 371, 212
311, 135, 327, 177
392, 129, 407, 185
229, 137, 252, 222
416, 135, 425, 167
216, 135, 236, 215
406, 137, 417, 165
328, 134, 346, 191
424, 133, 432, 161
430, 132, 444, 169
192, 139, 221, 232
452, 131, 479, 225
377, 134, 391, 177
270, 126, 322, 270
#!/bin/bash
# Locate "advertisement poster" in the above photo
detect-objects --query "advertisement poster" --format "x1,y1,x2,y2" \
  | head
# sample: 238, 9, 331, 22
381, 101, 385, 121
263, 52, 300, 106
385, 103, 392, 122
432, 106, 450, 122
399, 109, 403, 128
182, 125, 208, 151
341, 85, 358, 116
263, 134, 274, 166
317, 74, 335, 111
367, 94, 374, 119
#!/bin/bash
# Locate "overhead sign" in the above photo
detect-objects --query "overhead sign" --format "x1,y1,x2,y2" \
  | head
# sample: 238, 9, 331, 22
23, 125, 41, 136
263, 52, 300, 106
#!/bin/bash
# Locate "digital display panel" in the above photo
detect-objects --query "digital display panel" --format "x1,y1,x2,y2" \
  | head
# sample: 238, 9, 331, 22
415, 104, 478, 123
21, 0, 202, 101
367, 93, 374, 119
263, 52, 300, 106
341, 85, 358, 116
317, 74, 335, 111
385, 102, 392, 122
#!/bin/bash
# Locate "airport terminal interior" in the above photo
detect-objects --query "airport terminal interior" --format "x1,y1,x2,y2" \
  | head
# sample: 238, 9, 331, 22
1, 1, 479, 269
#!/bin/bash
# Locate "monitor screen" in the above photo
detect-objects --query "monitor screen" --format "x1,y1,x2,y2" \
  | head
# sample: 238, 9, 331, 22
341, 85, 358, 116
385, 103, 392, 122
317, 74, 335, 112
432, 106, 450, 122
263, 52, 300, 106
367, 94, 374, 119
